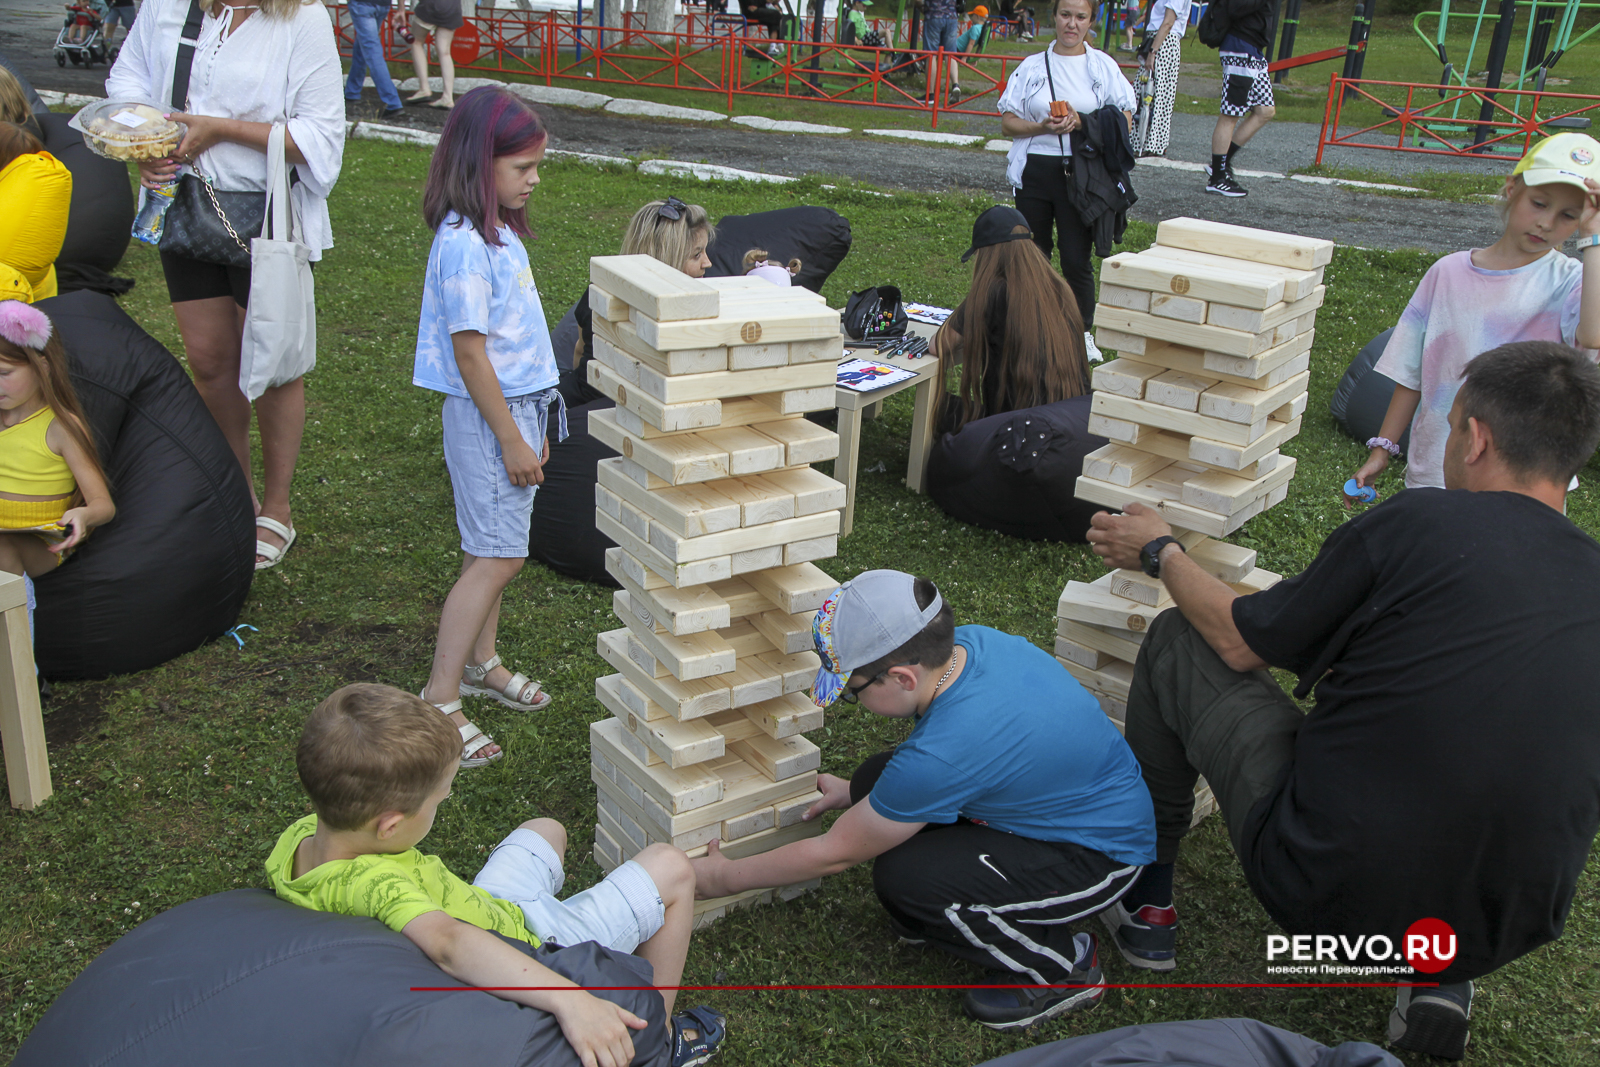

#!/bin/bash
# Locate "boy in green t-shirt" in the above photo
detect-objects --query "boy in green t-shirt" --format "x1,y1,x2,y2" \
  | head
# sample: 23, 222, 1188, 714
267, 683, 725, 1067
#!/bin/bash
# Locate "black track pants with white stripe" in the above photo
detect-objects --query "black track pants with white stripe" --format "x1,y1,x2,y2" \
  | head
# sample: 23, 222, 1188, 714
855, 753, 1143, 983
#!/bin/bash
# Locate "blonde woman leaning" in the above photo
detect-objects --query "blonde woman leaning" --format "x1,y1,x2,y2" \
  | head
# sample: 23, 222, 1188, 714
107, 0, 344, 570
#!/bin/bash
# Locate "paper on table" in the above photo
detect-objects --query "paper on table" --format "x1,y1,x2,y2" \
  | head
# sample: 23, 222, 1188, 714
904, 302, 952, 326
837, 358, 918, 392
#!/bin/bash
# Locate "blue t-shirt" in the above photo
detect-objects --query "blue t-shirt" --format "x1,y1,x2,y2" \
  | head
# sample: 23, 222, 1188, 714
413, 212, 559, 401
867, 625, 1156, 867
1220, 33, 1263, 58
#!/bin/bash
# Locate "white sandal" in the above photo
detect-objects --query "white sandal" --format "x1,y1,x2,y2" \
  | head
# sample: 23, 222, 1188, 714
255, 516, 297, 571
421, 691, 502, 768
460, 654, 552, 711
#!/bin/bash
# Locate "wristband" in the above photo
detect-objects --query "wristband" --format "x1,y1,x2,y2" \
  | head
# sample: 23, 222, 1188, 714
1366, 436, 1400, 457
1578, 234, 1600, 252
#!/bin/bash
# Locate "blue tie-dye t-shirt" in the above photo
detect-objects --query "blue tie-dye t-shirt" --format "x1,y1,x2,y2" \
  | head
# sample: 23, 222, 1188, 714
413, 213, 559, 400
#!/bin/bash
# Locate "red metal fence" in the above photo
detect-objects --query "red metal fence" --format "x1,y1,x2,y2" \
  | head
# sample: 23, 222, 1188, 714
334, 6, 1052, 126
1317, 75, 1600, 164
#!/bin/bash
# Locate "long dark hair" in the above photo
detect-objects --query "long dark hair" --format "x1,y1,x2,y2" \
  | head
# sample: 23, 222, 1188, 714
943, 227, 1090, 431
0, 326, 107, 508
422, 87, 547, 246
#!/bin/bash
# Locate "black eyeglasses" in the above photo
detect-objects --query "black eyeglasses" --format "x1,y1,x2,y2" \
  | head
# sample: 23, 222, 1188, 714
656, 196, 688, 222
837, 662, 914, 704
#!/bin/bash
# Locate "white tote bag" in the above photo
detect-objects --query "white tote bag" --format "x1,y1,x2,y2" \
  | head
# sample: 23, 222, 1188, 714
238, 123, 316, 401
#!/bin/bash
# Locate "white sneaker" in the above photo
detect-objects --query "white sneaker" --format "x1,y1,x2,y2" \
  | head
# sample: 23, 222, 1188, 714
1084, 331, 1104, 363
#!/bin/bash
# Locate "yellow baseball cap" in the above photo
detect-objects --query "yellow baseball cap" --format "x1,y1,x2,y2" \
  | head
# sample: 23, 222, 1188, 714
1512, 132, 1600, 192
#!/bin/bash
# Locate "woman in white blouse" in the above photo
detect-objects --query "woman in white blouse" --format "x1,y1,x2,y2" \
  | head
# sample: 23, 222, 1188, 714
998, 0, 1134, 353
108, 0, 344, 570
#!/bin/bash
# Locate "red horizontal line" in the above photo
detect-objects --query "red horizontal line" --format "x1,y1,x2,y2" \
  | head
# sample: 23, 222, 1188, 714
410, 982, 1439, 992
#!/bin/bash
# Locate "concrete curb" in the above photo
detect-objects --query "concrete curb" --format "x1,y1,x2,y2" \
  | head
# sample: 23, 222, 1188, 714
864, 128, 982, 146
395, 77, 614, 109
605, 99, 726, 123
732, 115, 851, 135
638, 159, 795, 184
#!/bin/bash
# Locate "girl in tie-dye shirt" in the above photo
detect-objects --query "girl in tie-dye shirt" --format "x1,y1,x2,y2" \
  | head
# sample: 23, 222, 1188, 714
1351, 133, 1600, 494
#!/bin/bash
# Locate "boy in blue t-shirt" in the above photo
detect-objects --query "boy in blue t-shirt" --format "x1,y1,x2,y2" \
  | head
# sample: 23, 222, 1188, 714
690, 570, 1156, 1032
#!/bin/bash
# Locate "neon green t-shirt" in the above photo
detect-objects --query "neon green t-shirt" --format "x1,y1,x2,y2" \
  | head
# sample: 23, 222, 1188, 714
265, 814, 539, 946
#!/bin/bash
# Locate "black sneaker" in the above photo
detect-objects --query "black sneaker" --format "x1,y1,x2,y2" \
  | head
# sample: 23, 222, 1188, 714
1390, 981, 1473, 1060
1206, 172, 1247, 197
961, 932, 1105, 1031
1098, 898, 1177, 971
949, 84, 962, 104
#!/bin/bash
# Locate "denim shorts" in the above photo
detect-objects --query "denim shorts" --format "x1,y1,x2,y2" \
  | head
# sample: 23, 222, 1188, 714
441, 388, 564, 558
472, 827, 665, 952
924, 16, 960, 52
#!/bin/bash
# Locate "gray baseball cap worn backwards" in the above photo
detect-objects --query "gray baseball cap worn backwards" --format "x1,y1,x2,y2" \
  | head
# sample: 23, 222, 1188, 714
810, 570, 944, 707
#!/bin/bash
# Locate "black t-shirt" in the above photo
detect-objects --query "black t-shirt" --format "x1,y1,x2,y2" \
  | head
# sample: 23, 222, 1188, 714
943, 290, 1007, 424
1232, 488, 1600, 982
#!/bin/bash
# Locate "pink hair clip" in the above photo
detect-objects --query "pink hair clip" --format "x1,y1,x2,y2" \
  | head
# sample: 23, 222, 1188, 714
0, 301, 52, 350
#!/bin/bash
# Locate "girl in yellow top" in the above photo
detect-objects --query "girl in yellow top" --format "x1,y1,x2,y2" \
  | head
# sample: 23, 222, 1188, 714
0, 301, 113, 575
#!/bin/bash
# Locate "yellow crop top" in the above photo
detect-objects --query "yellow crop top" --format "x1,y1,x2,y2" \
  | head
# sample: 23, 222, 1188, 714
0, 407, 75, 497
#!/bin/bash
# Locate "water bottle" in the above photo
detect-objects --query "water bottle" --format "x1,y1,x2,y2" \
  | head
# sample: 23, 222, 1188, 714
1343, 478, 1377, 504
131, 178, 179, 246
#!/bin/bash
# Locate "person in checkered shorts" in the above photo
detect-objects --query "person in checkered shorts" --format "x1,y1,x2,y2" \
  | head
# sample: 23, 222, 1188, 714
1206, 0, 1275, 196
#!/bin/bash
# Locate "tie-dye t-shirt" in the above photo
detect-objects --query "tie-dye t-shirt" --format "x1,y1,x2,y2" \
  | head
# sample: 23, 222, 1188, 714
1374, 249, 1583, 489
412, 213, 559, 401
265, 814, 537, 944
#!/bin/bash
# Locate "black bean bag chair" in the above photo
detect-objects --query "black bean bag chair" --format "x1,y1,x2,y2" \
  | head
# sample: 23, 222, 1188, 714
706, 205, 853, 293
927, 394, 1107, 543
13, 889, 671, 1067
37, 110, 136, 278
529, 389, 620, 586
1329, 328, 1409, 456
32, 289, 254, 679
973, 1018, 1401, 1067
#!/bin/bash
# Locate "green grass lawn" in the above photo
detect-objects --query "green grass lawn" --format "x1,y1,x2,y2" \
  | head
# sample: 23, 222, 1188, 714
3, 138, 1599, 1063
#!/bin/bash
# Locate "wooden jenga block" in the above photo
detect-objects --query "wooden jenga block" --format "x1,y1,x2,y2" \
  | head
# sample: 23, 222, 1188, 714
729, 733, 822, 781
722, 805, 776, 841
1095, 307, 1275, 359
1188, 417, 1301, 471
1180, 458, 1299, 517
649, 512, 840, 566
751, 607, 814, 655
1054, 634, 1114, 670
1206, 286, 1326, 335
759, 467, 846, 515
594, 319, 726, 376
709, 475, 795, 527
1202, 330, 1315, 380
594, 822, 622, 872
1087, 413, 1150, 444
1057, 618, 1144, 663
1058, 656, 1135, 702
1146, 370, 1220, 413
633, 305, 841, 352
1129, 339, 1310, 391
728, 342, 789, 371
1091, 358, 1163, 400
1106, 568, 1173, 608
697, 426, 786, 476
1135, 244, 1324, 301
1098, 283, 1152, 313
1186, 537, 1259, 582
606, 351, 839, 405
598, 462, 742, 538
591, 718, 724, 814
587, 360, 723, 433
1272, 393, 1309, 423
757, 649, 821, 694
1101, 250, 1285, 309
589, 411, 730, 485
597, 629, 731, 719
598, 674, 726, 768
1083, 443, 1173, 487
754, 418, 839, 465
1198, 373, 1311, 425
765, 386, 836, 415
784, 535, 837, 566
1149, 292, 1208, 324
1094, 326, 1147, 355
591, 254, 722, 321
615, 591, 737, 680
745, 562, 837, 614
1057, 580, 1165, 635
595, 510, 731, 587
1099, 427, 1280, 480
1155, 217, 1334, 270
775, 791, 823, 827
606, 671, 673, 722
716, 618, 776, 659
1091, 393, 1267, 446
740, 691, 824, 738
588, 284, 631, 322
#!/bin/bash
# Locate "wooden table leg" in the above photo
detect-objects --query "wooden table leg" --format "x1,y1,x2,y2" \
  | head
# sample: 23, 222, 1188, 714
904, 372, 938, 494
834, 405, 864, 538
0, 574, 50, 810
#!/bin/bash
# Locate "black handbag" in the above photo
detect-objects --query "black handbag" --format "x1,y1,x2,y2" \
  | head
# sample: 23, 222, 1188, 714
155, 0, 286, 269
843, 285, 908, 340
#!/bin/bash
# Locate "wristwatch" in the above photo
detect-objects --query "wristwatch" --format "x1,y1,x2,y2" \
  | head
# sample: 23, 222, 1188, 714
1140, 535, 1184, 579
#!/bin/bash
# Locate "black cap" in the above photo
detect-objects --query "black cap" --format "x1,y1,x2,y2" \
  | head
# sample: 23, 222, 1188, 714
961, 205, 1033, 262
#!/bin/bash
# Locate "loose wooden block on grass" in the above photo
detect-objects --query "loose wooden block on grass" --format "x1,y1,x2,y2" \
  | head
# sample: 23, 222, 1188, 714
1155, 217, 1334, 270
591, 254, 722, 321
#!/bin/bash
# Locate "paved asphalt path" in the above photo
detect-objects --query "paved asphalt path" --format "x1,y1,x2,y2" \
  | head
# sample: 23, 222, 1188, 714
2, 0, 1510, 254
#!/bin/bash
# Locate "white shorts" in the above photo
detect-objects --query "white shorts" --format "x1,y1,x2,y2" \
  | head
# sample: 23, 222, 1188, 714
472, 827, 664, 952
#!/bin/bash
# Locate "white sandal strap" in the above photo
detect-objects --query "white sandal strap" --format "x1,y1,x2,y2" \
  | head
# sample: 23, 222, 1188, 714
255, 516, 293, 540
501, 671, 542, 704
255, 539, 285, 562
421, 690, 463, 716
477, 653, 503, 674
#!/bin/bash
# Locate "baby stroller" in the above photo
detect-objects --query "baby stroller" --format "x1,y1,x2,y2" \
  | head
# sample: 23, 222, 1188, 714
55, 3, 113, 67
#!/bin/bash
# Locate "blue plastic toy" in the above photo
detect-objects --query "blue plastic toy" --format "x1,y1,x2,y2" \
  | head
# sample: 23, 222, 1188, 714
1344, 478, 1377, 503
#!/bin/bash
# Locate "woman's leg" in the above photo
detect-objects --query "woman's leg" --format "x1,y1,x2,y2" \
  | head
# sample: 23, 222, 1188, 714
254, 375, 305, 554
435, 28, 456, 104
0, 533, 61, 580
407, 32, 433, 99
172, 296, 251, 489
1051, 195, 1098, 331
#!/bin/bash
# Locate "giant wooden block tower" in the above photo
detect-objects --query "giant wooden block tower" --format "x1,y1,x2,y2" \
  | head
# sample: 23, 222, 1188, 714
582, 255, 848, 925
1057, 218, 1335, 823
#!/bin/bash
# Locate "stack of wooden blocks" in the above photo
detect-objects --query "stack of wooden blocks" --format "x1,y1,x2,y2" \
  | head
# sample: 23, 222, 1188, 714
1057, 218, 1334, 824
582, 255, 848, 926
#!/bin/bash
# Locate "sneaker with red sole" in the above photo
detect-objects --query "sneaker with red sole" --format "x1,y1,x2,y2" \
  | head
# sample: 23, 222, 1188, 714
1098, 898, 1177, 971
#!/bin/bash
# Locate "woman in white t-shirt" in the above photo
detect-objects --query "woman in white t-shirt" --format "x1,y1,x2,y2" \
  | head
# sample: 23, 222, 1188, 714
1138, 0, 1189, 156
998, 0, 1135, 352
107, 0, 344, 570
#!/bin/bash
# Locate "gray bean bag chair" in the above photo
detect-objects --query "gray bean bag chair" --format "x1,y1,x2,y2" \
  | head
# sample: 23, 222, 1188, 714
973, 1018, 1401, 1067
32, 290, 255, 679
1329, 328, 1409, 456
705, 205, 853, 293
927, 394, 1107, 543
13, 889, 671, 1066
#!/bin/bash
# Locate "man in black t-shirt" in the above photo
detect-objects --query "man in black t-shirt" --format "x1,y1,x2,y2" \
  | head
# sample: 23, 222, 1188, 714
1084, 341, 1600, 1061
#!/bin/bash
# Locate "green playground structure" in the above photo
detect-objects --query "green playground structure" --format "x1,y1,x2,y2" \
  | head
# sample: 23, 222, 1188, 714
1411, 0, 1598, 150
